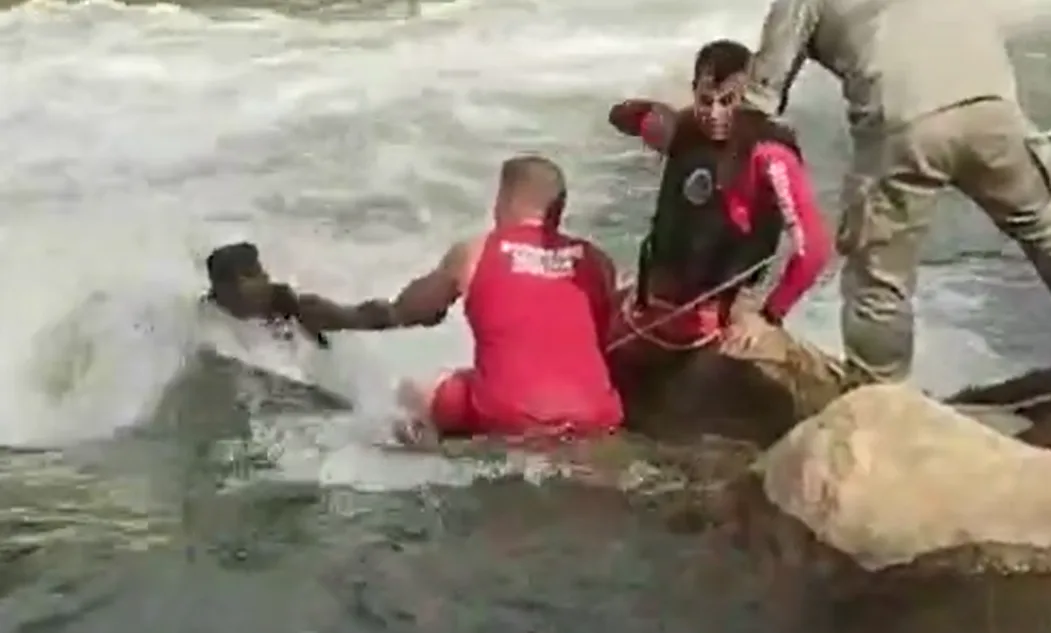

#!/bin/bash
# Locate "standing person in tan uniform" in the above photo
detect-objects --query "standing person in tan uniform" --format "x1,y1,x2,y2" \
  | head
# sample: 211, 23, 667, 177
735, 0, 1051, 386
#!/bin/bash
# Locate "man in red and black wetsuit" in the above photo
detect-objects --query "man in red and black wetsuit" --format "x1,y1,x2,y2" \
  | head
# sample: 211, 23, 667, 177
295, 155, 623, 445
606, 39, 831, 367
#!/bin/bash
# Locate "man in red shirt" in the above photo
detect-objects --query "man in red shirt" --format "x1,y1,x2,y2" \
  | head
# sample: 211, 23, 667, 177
296, 155, 624, 445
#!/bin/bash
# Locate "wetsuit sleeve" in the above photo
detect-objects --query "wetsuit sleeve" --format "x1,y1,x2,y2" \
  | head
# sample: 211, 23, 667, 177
753, 143, 831, 321
608, 100, 681, 154
743, 0, 821, 116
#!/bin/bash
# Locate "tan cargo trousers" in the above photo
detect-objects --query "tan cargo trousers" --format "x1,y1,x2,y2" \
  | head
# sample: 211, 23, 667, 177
838, 97, 1051, 386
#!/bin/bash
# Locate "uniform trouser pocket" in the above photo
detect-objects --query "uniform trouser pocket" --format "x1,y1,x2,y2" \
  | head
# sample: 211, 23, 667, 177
836, 172, 869, 256
837, 167, 929, 384
836, 172, 903, 256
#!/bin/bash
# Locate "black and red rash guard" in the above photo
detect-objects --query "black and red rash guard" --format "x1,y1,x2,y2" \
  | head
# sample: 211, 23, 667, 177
610, 99, 830, 321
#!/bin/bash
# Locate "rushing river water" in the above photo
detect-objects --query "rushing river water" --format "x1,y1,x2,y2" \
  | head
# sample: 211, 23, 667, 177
3, 0, 1051, 631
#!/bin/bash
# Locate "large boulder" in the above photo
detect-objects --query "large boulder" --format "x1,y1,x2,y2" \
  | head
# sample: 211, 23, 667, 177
758, 383, 1051, 572
714, 383, 1051, 621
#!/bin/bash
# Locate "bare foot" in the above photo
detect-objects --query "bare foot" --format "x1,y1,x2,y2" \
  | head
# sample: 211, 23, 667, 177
391, 418, 441, 450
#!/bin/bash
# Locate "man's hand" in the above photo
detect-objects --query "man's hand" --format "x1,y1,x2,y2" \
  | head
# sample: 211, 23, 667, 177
608, 99, 657, 136
412, 307, 448, 327
296, 294, 397, 331
347, 299, 399, 330
719, 310, 770, 356
269, 283, 301, 318
609, 100, 679, 153
615, 270, 635, 291
293, 293, 343, 331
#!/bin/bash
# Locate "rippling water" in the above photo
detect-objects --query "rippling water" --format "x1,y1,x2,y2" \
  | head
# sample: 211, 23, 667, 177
3, 0, 1051, 630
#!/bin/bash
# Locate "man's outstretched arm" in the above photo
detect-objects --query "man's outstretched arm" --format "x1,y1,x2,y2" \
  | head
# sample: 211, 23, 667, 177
743, 0, 820, 116
296, 241, 470, 331
608, 99, 682, 154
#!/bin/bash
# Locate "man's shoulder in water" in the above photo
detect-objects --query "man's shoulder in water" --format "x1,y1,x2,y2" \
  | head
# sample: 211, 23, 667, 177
189, 241, 354, 416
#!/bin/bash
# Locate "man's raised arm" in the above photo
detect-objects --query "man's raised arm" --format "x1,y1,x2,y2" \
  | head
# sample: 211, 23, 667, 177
743, 0, 821, 116
608, 100, 682, 154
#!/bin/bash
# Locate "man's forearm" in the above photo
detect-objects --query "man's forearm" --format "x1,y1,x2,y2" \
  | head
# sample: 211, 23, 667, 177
743, 0, 818, 115
324, 297, 441, 331
316, 299, 398, 331
390, 294, 448, 328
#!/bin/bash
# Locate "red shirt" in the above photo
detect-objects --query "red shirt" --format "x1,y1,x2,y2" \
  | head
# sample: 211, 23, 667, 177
463, 224, 623, 434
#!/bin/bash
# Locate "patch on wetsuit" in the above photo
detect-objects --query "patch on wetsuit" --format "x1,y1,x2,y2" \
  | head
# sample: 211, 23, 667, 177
682, 167, 713, 205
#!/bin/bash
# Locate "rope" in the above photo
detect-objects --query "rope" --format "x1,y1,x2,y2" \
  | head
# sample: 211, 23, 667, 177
605, 262, 1051, 419
605, 255, 776, 353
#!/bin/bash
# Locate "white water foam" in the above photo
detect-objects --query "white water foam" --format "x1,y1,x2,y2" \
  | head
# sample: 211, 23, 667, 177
0, 0, 755, 485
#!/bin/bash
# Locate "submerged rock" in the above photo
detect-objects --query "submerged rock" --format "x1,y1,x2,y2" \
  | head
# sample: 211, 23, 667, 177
614, 319, 845, 448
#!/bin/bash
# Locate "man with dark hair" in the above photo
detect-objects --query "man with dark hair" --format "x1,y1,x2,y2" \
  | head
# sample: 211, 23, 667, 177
295, 155, 623, 445
739, 0, 1051, 386
605, 39, 830, 366
612, 40, 753, 153
203, 241, 329, 348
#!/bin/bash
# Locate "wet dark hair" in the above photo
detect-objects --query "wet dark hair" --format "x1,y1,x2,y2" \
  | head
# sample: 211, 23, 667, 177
692, 39, 752, 88
206, 242, 261, 287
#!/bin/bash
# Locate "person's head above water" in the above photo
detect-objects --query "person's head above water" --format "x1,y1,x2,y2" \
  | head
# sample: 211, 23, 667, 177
205, 241, 275, 318
204, 241, 331, 347
492, 154, 568, 228
690, 39, 751, 142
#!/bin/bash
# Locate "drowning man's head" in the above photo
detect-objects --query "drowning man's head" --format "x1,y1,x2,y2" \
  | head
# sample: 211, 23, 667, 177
203, 242, 330, 348
205, 242, 275, 319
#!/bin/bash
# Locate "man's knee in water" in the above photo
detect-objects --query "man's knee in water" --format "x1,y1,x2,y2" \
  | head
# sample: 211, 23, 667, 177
397, 369, 477, 433
391, 376, 444, 447
396, 377, 433, 420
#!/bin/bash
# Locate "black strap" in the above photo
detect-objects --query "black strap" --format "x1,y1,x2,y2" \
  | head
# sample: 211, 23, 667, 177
635, 237, 652, 310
